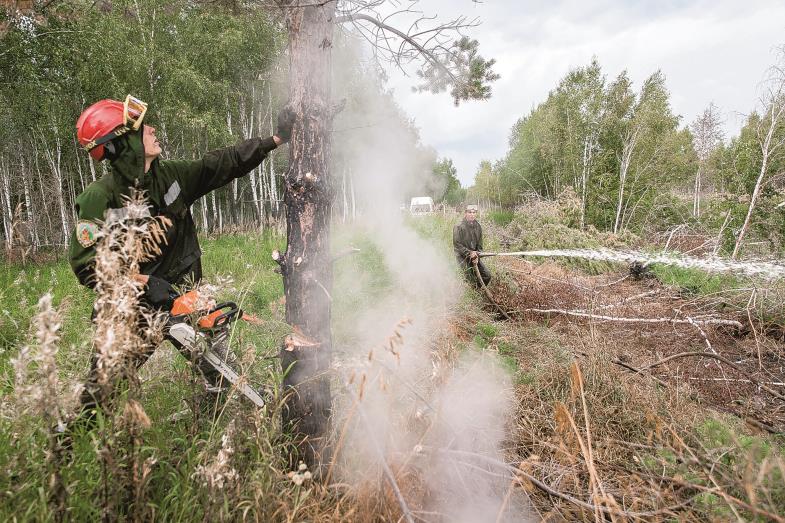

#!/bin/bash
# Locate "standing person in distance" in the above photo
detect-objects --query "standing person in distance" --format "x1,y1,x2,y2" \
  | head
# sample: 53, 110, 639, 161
453, 204, 492, 287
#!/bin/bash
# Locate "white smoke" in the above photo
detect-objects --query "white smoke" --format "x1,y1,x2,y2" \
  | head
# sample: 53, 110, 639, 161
329, 36, 532, 521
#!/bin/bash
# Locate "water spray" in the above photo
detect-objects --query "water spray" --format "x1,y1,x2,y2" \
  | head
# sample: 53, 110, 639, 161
480, 248, 785, 280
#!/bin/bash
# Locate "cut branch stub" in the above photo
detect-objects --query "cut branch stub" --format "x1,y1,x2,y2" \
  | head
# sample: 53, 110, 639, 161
272, 249, 286, 274
284, 326, 321, 352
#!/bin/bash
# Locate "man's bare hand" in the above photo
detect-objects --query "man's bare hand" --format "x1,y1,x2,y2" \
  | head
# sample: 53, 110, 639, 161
469, 251, 479, 261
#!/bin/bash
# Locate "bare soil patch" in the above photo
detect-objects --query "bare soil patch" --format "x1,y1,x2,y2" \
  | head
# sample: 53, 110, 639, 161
438, 257, 785, 520
491, 256, 785, 433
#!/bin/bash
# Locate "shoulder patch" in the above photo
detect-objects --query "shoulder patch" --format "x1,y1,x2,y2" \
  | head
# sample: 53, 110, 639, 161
164, 181, 181, 206
76, 220, 99, 248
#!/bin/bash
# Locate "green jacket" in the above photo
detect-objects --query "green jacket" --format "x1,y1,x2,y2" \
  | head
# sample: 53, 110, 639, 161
453, 218, 483, 262
69, 129, 277, 288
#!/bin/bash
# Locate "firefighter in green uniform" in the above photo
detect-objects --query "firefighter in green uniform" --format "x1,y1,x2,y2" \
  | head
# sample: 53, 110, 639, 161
453, 204, 491, 286
69, 95, 294, 422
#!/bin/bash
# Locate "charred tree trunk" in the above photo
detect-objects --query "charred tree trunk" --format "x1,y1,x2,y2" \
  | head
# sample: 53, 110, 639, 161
279, 0, 335, 468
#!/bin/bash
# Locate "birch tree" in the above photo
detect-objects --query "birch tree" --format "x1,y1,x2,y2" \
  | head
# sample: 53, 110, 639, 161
690, 103, 724, 217
732, 60, 785, 257
614, 123, 639, 233
0, 1, 283, 247
0, 160, 12, 249
602, 72, 636, 233
554, 60, 605, 228
612, 71, 679, 233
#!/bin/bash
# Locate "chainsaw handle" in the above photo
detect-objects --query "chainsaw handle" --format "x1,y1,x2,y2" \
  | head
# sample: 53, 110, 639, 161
170, 292, 244, 330
206, 302, 242, 329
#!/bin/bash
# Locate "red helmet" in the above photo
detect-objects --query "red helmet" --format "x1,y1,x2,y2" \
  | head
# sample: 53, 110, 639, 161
76, 95, 148, 161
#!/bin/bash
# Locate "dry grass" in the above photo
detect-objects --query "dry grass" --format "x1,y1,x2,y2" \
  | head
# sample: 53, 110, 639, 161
5, 203, 785, 521
449, 256, 785, 520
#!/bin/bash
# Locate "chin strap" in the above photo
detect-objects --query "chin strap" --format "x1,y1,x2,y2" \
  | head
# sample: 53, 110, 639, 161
83, 125, 133, 153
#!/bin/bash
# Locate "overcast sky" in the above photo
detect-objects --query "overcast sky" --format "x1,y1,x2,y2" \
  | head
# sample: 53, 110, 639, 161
380, 0, 785, 186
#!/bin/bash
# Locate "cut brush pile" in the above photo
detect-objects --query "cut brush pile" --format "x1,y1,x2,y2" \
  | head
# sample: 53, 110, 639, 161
454, 255, 785, 520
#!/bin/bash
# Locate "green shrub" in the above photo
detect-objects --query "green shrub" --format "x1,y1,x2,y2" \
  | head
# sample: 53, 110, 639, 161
488, 209, 515, 227
651, 264, 740, 296
475, 322, 498, 340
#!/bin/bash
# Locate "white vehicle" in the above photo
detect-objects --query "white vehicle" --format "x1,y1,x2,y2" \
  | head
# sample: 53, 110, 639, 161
409, 196, 434, 215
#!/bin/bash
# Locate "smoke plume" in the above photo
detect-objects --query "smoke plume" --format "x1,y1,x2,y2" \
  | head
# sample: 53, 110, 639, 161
328, 36, 531, 522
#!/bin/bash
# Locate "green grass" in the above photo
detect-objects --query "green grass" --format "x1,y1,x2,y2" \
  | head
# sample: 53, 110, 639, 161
201, 231, 287, 309
634, 416, 785, 520
405, 213, 455, 249
0, 232, 289, 376
331, 225, 397, 347
487, 209, 515, 227
0, 221, 437, 521
475, 322, 498, 340
650, 264, 741, 297
0, 230, 305, 521
0, 262, 93, 352
0, 260, 96, 394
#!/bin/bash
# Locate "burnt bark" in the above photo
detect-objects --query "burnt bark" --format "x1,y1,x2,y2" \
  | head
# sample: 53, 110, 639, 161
280, 0, 336, 468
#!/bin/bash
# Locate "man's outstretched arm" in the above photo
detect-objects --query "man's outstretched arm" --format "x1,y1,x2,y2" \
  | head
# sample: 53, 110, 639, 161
168, 106, 294, 205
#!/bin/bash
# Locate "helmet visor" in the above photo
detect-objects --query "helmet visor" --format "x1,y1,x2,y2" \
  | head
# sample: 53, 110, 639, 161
123, 95, 148, 130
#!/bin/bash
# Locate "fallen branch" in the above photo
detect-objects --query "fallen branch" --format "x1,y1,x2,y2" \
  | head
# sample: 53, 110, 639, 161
640, 351, 785, 402
611, 359, 670, 388
578, 289, 660, 312
684, 314, 717, 353
686, 376, 785, 386
517, 308, 743, 329
713, 209, 733, 256
592, 273, 629, 289
744, 417, 782, 435
607, 461, 785, 522
664, 224, 687, 251
745, 289, 763, 370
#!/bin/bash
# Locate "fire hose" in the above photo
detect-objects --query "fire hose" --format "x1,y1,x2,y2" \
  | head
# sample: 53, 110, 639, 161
471, 258, 512, 320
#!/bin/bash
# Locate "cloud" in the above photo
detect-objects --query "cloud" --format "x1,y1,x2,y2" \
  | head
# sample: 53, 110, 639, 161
380, 0, 785, 186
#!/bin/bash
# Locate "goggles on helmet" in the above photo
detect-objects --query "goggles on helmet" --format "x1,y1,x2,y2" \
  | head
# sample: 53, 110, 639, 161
123, 95, 148, 130
83, 94, 148, 154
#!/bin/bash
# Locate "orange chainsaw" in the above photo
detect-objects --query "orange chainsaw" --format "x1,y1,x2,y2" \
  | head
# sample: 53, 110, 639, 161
165, 290, 266, 408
